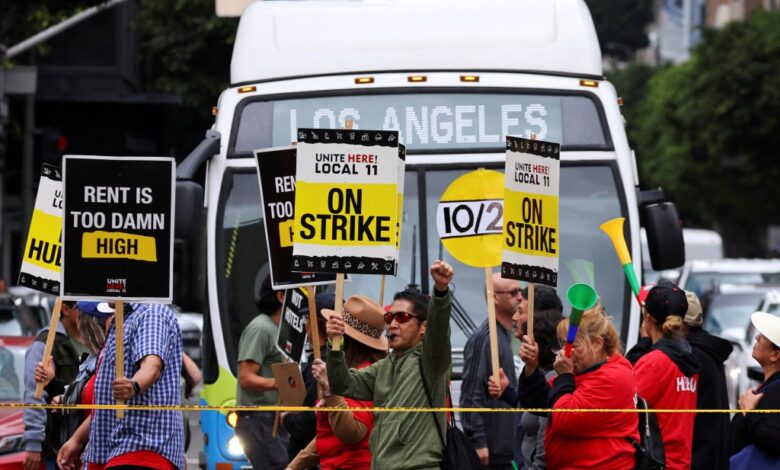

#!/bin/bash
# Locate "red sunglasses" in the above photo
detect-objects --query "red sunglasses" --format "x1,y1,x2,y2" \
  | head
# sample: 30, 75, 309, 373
383, 311, 418, 325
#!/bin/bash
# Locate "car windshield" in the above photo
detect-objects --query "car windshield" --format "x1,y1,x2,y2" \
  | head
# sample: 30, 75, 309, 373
704, 293, 765, 336
686, 272, 780, 296
216, 162, 628, 373
0, 343, 25, 401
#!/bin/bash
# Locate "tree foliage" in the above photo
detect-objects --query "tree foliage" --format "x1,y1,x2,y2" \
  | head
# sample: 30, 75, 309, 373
585, 0, 654, 59
135, 0, 238, 153
0, 1, 97, 49
634, 10, 780, 253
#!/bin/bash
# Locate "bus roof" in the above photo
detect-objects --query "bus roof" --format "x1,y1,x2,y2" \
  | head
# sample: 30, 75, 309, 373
231, 0, 603, 85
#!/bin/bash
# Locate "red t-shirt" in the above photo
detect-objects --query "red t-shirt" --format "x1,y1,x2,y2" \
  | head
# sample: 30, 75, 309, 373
87, 450, 176, 470
634, 349, 698, 470
81, 373, 97, 419
315, 362, 374, 470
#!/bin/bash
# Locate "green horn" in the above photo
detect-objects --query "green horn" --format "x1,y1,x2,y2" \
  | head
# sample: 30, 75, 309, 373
564, 284, 599, 356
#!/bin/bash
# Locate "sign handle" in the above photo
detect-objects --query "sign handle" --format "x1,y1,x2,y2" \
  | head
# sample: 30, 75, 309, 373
331, 273, 345, 351
115, 300, 125, 419
379, 275, 386, 307
527, 282, 535, 342
305, 286, 324, 399
484, 268, 500, 386
35, 297, 63, 399
272, 396, 282, 437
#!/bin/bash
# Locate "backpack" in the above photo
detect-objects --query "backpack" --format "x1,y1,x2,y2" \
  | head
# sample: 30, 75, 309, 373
418, 359, 481, 470
53, 371, 92, 449
626, 396, 666, 470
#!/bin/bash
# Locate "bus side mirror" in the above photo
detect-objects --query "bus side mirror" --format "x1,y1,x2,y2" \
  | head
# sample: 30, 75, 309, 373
642, 201, 685, 270
174, 180, 205, 312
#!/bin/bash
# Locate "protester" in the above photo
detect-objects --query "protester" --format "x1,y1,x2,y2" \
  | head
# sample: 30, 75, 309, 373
36, 301, 111, 460
729, 312, 780, 468
490, 285, 564, 470
23, 301, 87, 470
287, 295, 387, 470
517, 303, 638, 469
58, 302, 185, 470
683, 290, 733, 470
461, 272, 523, 469
235, 275, 288, 470
325, 260, 454, 470
282, 292, 334, 462
628, 280, 700, 470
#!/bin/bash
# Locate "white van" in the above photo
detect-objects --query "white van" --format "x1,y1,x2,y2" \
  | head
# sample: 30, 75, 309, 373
173, 1, 684, 467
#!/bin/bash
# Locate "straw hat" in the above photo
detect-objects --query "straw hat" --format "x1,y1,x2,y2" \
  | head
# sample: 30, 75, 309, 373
751, 312, 780, 348
322, 295, 388, 351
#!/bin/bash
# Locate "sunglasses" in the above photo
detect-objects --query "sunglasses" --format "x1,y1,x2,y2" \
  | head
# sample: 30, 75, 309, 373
495, 288, 522, 297
384, 311, 418, 325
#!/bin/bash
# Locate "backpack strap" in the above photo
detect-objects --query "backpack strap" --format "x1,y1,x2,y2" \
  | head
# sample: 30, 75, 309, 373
418, 356, 446, 448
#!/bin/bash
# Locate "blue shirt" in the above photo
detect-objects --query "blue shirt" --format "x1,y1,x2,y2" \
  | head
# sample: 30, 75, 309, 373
84, 303, 184, 469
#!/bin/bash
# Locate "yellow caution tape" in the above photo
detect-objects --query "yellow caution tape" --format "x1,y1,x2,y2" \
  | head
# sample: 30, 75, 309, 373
0, 403, 777, 413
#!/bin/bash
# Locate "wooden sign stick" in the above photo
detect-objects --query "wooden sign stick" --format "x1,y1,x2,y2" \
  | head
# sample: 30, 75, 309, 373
379, 275, 386, 307
331, 273, 345, 351
272, 396, 282, 437
305, 285, 324, 399
527, 282, 535, 342
35, 297, 63, 399
484, 268, 501, 386
115, 300, 125, 419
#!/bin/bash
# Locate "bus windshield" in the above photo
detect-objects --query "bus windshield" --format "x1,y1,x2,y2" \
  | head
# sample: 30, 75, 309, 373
232, 92, 610, 154
216, 162, 628, 374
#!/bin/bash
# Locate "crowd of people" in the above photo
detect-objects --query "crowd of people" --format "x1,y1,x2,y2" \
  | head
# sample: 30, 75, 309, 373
21, 260, 780, 469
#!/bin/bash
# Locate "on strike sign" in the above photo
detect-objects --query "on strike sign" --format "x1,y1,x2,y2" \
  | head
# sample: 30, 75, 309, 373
61, 156, 175, 301
292, 128, 400, 275
502, 136, 560, 286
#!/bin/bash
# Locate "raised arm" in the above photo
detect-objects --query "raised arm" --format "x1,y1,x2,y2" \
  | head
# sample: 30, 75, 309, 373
423, 260, 454, 376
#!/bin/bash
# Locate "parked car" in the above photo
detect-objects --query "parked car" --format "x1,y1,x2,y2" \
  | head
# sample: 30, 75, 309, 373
0, 292, 49, 337
0, 336, 38, 470
677, 258, 780, 297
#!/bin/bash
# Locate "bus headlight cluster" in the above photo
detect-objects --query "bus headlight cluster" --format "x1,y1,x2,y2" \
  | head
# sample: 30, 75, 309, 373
227, 436, 244, 457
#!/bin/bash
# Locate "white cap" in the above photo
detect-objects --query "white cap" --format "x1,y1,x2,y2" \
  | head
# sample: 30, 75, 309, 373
751, 312, 780, 348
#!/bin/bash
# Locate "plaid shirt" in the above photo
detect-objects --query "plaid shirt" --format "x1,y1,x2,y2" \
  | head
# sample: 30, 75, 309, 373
84, 303, 185, 469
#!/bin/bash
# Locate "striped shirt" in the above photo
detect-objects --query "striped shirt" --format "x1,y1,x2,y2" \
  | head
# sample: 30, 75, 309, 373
84, 303, 184, 469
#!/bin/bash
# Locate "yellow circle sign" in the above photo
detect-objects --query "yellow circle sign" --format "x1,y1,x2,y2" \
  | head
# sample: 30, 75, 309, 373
436, 169, 504, 268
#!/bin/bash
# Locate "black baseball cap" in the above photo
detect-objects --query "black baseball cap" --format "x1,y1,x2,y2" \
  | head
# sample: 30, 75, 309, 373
644, 280, 688, 324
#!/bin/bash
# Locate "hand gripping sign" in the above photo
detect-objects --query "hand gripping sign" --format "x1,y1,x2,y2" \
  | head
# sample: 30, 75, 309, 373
19, 164, 64, 399
292, 128, 401, 276
436, 168, 504, 385
61, 155, 175, 417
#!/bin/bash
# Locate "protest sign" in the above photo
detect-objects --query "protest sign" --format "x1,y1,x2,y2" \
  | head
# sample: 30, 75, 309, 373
436, 168, 504, 385
255, 146, 338, 290
292, 128, 400, 275
19, 164, 63, 295
276, 287, 309, 362
502, 136, 560, 287
436, 169, 504, 268
272, 362, 307, 406
61, 156, 175, 301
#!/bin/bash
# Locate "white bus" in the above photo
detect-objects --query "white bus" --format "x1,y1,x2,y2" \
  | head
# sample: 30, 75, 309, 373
173, 1, 684, 467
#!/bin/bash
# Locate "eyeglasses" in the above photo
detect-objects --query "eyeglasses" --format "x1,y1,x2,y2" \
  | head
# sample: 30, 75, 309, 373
495, 288, 522, 297
384, 311, 418, 325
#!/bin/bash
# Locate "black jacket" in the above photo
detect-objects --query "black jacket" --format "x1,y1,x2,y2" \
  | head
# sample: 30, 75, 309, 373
731, 371, 780, 457
687, 328, 733, 470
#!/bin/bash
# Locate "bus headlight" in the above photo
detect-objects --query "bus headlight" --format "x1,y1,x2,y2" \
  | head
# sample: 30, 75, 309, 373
227, 411, 238, 428
227, 436, 244, 457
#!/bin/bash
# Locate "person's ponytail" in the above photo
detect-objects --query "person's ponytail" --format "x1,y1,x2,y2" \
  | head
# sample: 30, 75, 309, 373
661, 315, 686, 338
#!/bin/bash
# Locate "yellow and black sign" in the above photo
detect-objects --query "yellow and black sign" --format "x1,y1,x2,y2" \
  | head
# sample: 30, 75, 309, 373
502, 137, 560, 286
61, 156, 175, 302
18, 164, 63, 295
436, 169, 504, 268
292, 128, 401, 275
